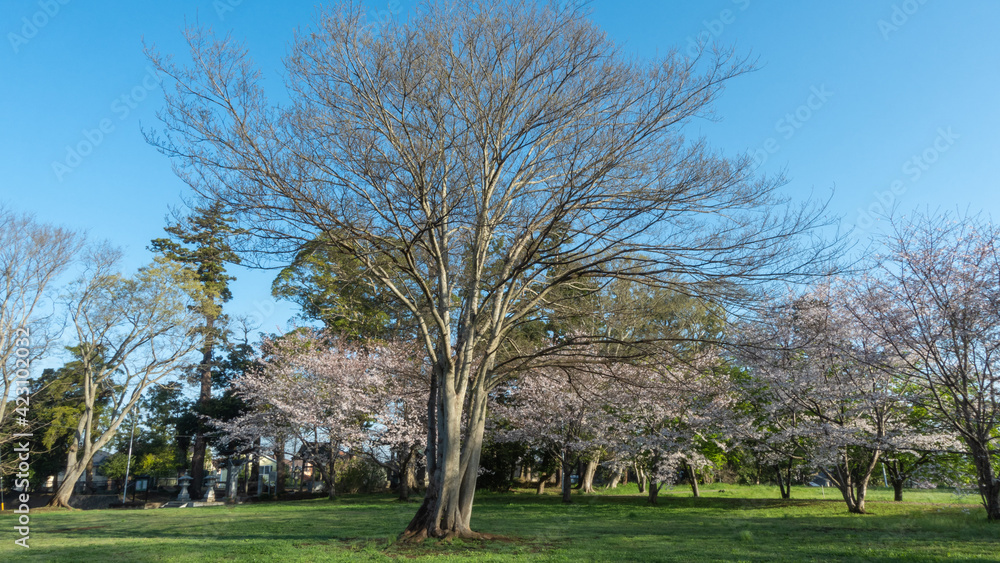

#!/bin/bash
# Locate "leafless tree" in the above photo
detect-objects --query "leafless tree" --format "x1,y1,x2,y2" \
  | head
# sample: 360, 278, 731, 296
146, 1, 838, 538
0, 207, 82, 466
47, 248, 202, 508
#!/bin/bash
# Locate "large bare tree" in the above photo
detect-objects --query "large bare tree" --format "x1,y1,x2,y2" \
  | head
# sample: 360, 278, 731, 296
147, 1, 836, 538
47, 249, 202, 508
0, 207, 82, 467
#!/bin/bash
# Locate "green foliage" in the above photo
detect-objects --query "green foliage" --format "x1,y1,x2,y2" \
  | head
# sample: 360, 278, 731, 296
137, 449, 181, 478
24, 350, 115, 488
149, 201, 240, 318
271, 236, 407, 339
478, 439, 529, 492
335, 457, 388, 494
99, 452, 135, 482
108, 384, 187, 477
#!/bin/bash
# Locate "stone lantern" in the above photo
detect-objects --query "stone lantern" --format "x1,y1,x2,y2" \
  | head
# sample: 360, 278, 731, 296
176, 474, 193, 501
202, 473, 219, 502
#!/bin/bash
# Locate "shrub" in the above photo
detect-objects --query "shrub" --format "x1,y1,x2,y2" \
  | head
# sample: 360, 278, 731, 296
336, 457, 387, 494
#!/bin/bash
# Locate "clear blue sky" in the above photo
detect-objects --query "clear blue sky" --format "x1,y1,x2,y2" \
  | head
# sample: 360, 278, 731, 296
2, 0, 999, 331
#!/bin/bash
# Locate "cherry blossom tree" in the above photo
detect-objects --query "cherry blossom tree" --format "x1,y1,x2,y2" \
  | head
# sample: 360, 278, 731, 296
739, 285, 951, 514
852, 213, 1000, 520
609, 356, 729, 504
217, 330, 426, 500
492, 343, 728, 506
357, 347, 428, 501
490, 364, 617, 504
726, 365, 814, 499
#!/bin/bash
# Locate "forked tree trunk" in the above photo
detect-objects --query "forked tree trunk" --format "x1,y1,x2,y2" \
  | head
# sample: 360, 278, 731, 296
402, 362, 483, 541
536, 469, 554, 494
49, 407, 124, 508
686, 462, 700, 498
776, 460, 792, 499
824, 450, 880, 515
50, 461, 87, 508
636, 463, 646, 494
397, 447, 416, 501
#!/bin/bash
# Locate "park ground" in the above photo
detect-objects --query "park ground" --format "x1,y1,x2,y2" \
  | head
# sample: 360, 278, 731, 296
1, 484, 997, 562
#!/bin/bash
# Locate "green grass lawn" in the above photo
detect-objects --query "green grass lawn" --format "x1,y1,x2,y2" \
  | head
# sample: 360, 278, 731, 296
1, 484, 996, 562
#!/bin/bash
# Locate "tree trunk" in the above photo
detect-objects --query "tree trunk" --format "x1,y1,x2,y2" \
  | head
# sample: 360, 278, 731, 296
535, 469, 553, 494
401, 364, 478, 541
647, 481, 661, 505
607, 465, 622, 489
189, 321, 215, 500
398, 451, 412, 502
456, 388, 489, 530
561, 452, 574, 504
242, 454, 251, 496
327, 469, 337, 500
401, 367, 441, 541
581, 459, 598, 493
968, 441, 1000, 520
249, 450, 260, 496
85, 458, 95, 494
49, 447, 87, 508
686, 462, 700, 498
274, 438, 286, 498
636, 463, 646, 494
853, 479, 869, 514
892, 479, 904, 502
407, 450, 421, 493
776, 461, 791, 499
189, 435, 207, 500
823, 450, 879, 515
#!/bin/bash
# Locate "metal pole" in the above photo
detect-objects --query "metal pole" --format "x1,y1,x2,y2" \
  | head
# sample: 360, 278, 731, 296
121, 415, 137, 503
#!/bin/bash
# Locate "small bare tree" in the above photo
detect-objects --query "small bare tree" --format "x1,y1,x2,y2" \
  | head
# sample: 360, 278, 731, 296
146, 1, 837, 538
47, 248, 202, 508
0, 207, 82, 471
